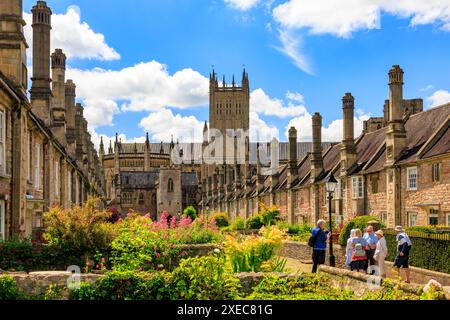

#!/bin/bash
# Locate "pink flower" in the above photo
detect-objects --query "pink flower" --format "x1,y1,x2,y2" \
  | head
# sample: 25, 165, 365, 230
95, 264, 100, 269
170, 216, 177, 229
156, 253, 161, 258
101, 257, 106, 263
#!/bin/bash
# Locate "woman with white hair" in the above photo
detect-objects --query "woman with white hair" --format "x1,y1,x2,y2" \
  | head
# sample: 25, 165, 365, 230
345, 229, 357, 269
374, 230, 388, 278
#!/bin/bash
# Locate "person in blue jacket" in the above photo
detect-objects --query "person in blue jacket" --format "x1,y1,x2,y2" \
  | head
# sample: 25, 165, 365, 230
393, 226, 412, 283
311, 219, 331, 273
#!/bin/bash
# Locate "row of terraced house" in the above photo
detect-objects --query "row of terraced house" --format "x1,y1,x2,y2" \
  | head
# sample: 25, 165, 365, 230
0, 0, 104, 240
200, 65, 450, 229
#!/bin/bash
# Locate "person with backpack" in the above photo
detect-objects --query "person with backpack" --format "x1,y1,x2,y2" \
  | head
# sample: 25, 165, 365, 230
393, 226, 412, 283
350, 229, 369, 272
310, 219, 331, 273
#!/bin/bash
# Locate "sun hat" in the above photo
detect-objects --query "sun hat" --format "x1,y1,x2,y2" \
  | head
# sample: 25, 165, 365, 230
394, 226, 404, 232
375, 230, 384, 236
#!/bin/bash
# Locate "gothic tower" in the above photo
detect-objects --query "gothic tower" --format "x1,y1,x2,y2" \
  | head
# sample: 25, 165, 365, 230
30, 1, 52, 124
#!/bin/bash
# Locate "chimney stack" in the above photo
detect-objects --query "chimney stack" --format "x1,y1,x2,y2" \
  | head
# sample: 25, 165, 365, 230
340, 93, 357, 176
30, 1, 52, 124
0, 0, 28, 93
50, 49, 67, 144
386, 65, 407, 165
288, 127, 298, 186
311, 113, 323, 182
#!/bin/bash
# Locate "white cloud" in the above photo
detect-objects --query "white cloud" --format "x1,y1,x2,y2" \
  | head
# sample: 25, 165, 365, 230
83, 99, 120, 130
275, 29, 314, 74
250, 112, 279, 142
273, 0, 450, 38
286, 109, 370, 142
139, 109, 205, 143
426, 89, 450, 109
224, 0, 262, 11
250, 88, 308, 117
66, 61, 209, 113
24, 6, 120, 61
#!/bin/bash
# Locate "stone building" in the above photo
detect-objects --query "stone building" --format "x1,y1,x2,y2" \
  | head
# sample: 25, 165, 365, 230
200, 65, 450, 228
0, 0, 104, 240
100, 134, 201, 217
199, 70, 334, 219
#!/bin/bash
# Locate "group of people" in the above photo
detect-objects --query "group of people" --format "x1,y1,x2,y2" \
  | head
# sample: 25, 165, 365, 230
310, 220, 412, 283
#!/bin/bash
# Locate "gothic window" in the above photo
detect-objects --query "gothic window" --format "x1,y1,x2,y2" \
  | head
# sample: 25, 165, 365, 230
432, 163, 440, 182
138, 193, 144, 205
121, 192, 133, 205
168, 178, 174, 193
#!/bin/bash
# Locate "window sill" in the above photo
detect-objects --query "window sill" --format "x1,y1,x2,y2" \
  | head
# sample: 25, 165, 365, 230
0, 173, 11, 179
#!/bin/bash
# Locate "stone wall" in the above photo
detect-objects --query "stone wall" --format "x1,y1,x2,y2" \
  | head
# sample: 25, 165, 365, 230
280, 240, 450, 286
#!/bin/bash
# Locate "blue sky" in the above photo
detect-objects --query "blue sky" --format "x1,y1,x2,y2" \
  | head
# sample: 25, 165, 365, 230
23, 0, 450, 147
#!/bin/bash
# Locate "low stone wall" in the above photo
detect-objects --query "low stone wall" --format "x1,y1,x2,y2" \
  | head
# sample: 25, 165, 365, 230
4, 272, 102, 299
280, 240, 450, 286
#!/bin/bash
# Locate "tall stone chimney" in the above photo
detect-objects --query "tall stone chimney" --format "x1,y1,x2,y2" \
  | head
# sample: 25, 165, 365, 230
340, 93, 357, 176
144, 133, 150, 171
288, 127, 298, 186
65, 79, 76, 157
310, 113, 323, 182
50, 48, 67, 145
30, 1, 52, 124
386, 65, 406, 165
0, 0, 28, 93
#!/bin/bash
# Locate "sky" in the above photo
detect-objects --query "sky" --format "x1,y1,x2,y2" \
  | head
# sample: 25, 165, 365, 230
22, 0, 450, 149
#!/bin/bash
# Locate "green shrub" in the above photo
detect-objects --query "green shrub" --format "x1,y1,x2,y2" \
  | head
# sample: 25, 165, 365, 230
211, 212, 230, 228
338, 215, 384, 246
0, 238, 35, 272
245, 274, 355, 300
167, 255, 241, 300
406, 226, 436, 234
230, 217, 246, 231
70, 282, 97, 300
246, 215, 263, 230
44, 285, 66, 300
0, 275, 23, 300
94, 270, 168, 300
259, 205, 281, 226
384, 231, 450, 274
182, 206, 197, 221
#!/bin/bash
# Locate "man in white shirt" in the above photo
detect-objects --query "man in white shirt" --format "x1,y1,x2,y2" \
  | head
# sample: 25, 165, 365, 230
373, 230, 388, 278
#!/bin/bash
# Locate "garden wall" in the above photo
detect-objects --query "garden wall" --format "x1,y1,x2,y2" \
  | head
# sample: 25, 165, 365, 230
280, 241, 450, 286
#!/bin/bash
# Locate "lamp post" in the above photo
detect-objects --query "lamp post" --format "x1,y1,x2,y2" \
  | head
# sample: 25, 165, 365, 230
325, 173, 338, 267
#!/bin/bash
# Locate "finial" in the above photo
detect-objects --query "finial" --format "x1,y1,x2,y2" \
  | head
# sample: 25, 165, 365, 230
100, 136, 104, 145
223, 75, 226, 87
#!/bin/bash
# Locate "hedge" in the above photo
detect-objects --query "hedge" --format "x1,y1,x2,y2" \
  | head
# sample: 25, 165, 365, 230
384, 230, 450, 274
338, 216, 384, 246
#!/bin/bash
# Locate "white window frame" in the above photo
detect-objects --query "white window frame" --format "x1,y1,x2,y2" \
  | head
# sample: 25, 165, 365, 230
408, 212, 418, 227
352, 176, 364, 199
446, 212, 450, 227
407, 167, 418, 191
34, 144, 40, 189
0, 108, 5, 175
0, 200, 5, 240
335, 214, 344, 226
428, 209, 439, 226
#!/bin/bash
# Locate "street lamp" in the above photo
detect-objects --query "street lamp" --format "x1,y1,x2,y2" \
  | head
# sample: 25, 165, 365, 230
325, 173, 338, 267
